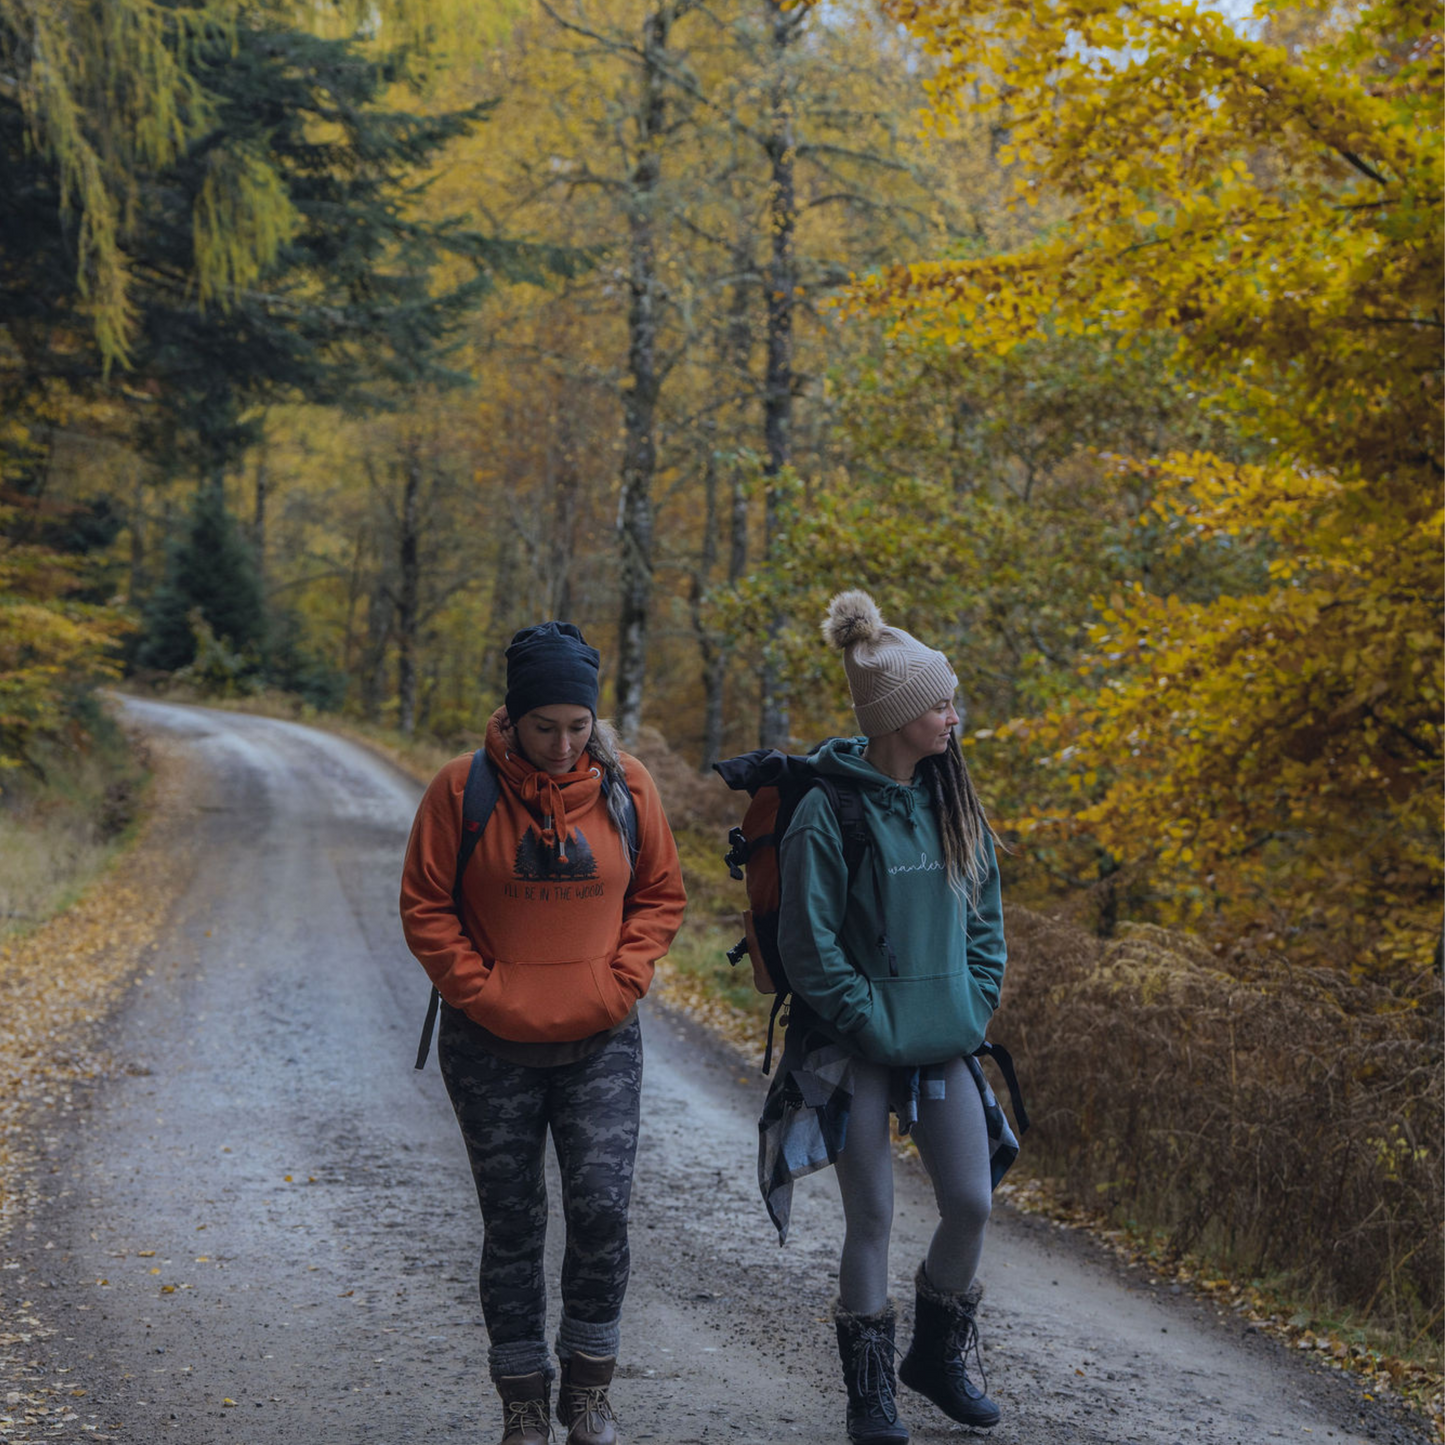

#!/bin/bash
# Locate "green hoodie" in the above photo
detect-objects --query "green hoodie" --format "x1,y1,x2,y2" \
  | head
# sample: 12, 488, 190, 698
776, 737, 1006, 1067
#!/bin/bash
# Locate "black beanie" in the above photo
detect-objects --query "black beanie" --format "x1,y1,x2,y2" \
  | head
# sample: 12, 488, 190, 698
504, 622, 600, 723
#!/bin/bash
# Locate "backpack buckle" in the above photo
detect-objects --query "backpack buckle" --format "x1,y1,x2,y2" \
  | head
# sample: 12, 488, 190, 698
723, 825, 749, 880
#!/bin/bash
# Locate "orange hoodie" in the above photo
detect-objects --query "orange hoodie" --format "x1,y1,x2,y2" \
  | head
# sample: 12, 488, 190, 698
399, 712, 686, 1044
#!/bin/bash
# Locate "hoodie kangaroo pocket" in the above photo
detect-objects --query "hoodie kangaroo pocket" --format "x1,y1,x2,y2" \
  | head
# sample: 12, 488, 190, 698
473, 953, 630, 1043
854, 971, 991, 1068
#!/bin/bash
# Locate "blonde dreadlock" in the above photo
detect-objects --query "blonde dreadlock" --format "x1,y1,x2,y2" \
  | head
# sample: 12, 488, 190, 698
920, 733, 995, 906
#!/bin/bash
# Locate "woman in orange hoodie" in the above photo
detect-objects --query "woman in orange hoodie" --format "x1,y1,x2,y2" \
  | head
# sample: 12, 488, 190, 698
400, 622, 685, 1445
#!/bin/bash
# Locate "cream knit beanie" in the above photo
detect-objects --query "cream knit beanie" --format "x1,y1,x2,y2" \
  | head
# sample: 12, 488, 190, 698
821, 590, 958, 736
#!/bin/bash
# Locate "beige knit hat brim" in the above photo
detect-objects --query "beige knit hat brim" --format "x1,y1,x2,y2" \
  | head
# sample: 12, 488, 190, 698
852, 650, 958, 735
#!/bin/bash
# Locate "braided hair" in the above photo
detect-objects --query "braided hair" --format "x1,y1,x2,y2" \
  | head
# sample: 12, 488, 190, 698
586, 719, 638, 869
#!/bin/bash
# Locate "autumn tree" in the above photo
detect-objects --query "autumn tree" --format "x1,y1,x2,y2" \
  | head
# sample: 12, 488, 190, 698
0, 496, 129, 772
0, 0, 508, 366
358, 414, 506, 736
664, 0, 1006, 756
845, 0, 1442, 966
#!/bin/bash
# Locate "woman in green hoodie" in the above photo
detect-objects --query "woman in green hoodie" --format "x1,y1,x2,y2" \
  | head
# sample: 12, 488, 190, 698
775, 590, 1009, 1445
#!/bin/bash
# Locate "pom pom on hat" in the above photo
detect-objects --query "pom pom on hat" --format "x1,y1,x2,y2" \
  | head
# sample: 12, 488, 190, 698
822, 589, 885, 649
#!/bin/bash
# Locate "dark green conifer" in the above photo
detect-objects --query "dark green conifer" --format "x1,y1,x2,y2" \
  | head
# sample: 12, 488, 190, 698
135, 483, 265, 673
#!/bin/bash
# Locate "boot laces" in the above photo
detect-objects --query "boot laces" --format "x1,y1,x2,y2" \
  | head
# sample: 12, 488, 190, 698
563, 1382, 615, 1430
503, 1395, 553, 1440
949, 1313, 989, 1397
852, 1324, 900, 1424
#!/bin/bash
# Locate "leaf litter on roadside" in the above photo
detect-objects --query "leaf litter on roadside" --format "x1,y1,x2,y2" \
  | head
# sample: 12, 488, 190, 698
0, 739, 194, 1443
995, 1172, 1444, 1438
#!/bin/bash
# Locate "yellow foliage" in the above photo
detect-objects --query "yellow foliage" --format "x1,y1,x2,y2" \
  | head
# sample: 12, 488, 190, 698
835, 0, 1442, 968
192, 144, 299, 310
0, 0, 232, 364
0, 509, 130, 768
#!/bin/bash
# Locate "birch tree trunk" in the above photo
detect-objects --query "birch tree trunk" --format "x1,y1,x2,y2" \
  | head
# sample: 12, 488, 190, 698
757, 0, 797, 750
395, 449, 421, 737
613, 3, 672, 742
694, 237, 756, 771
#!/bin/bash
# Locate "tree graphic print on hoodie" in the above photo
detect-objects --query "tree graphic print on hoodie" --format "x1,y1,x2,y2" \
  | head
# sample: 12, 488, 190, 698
513, 827, 600, 882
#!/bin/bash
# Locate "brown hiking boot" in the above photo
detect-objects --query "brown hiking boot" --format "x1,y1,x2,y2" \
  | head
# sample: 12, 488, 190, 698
555, 1352, 618, 1445
497, 1371, 552, 1445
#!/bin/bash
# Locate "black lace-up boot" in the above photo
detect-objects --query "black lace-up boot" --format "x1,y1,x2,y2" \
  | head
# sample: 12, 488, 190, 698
898, 1265, 1000, 1429
834, 1301, 910, 1445
556, 1351, 618, 1445
497, 1372, 553, 1444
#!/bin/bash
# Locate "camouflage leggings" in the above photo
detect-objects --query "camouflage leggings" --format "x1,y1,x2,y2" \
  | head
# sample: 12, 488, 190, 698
438, 1007, 643, 1382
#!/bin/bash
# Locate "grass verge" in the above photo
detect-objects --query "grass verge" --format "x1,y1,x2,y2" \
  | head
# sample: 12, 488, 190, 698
0, 700, 149, 946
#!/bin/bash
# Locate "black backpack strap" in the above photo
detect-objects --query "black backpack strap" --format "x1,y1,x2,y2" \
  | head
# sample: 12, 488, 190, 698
973, 1040, 1030, 1133
455, 748, 502, 892
414, 988, 444, 1073
813, 775, 898, 978
761, 992, 787, 1076
415, 750, 500, 1071
810, 776, 870, 883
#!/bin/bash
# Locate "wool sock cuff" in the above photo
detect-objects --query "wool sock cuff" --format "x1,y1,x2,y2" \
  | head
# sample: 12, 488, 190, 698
556, 1314, 620, 1363
490, 1339, 554, 1384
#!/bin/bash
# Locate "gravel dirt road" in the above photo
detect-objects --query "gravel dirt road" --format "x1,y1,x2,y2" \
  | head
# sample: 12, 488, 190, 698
1, 701, 1429, 1445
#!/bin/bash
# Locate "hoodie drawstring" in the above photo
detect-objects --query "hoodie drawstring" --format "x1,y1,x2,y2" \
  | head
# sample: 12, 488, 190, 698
882, 784, 919, 824
519, 771, 571, 862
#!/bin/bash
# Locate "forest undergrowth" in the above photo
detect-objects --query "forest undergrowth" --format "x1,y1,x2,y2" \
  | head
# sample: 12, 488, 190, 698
0, 698, 148, 949
0, 709, 169, 1241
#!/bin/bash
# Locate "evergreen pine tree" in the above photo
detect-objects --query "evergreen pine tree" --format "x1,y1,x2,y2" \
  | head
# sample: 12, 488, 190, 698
514, 830, 546, 882
135, 484, 265, 673
126, 23, 508, 483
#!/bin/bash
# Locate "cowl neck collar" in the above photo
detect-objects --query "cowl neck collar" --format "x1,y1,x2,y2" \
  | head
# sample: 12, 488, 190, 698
485, 709, 604, 863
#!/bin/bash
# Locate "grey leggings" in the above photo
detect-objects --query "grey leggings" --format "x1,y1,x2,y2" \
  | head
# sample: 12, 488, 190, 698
834, 1055, 992, 1314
